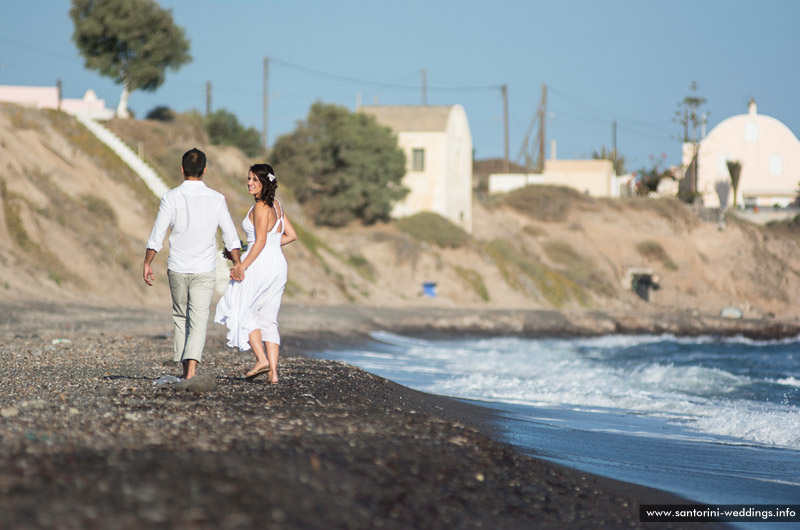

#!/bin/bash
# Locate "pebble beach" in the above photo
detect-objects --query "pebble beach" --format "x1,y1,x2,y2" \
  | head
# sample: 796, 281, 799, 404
0, 301, 767, 529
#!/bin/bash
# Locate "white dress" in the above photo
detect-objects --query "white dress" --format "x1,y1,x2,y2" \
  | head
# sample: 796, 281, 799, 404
214, 201, 287, 350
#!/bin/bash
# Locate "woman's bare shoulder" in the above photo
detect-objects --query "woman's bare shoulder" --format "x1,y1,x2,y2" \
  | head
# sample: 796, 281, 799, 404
253, 201, 271, 214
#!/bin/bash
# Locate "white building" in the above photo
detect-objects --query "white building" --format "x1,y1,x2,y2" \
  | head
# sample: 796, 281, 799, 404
687, 99, 800, 208
0, 85, 115, 120
488, 159, 619, 198
359, 105, 473, 232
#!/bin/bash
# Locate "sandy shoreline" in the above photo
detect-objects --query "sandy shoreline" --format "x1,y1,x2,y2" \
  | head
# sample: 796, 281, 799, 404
0, 302, 764, 528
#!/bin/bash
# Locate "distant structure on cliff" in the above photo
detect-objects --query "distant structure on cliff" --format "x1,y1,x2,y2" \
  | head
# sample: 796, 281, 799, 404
359, 104, 473, 233
487, 157, 623, 198
0, 84, 115, 120
686, 99, 800, 208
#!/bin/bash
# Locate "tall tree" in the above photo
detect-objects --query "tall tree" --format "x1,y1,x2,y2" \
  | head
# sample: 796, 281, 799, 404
271, 102, 408, 226
726, 160, 742, 208
591, 146, 626, 175
70, 0, 191, 118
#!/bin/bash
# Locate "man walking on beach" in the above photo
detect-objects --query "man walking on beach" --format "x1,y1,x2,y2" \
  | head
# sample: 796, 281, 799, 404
143, 148, 241, 380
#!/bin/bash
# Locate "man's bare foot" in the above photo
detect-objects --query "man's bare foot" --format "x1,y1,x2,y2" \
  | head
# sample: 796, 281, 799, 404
183, 360, 198, 380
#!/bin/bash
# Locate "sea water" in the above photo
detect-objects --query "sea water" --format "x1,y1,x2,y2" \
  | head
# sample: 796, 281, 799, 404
309, 332, 800, 529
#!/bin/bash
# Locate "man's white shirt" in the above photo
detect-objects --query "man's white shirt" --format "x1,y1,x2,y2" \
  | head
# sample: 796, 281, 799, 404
146, 180, 240, 274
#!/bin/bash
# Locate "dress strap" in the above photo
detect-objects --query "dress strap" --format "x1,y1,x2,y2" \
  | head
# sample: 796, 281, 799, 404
270, 200, 284, 234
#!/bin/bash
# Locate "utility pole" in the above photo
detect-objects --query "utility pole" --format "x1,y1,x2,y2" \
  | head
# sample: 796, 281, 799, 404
263, 55, 269, 153
612, 120, 617, 174
206, 81, 212, 116
421, 68, 427, 106
56, 79, 62, 111
538, 83, 546, 173
501, 84, 509, 173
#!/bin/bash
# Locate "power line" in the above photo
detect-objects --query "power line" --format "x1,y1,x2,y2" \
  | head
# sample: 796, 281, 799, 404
0, 35, 76, 63
548, 84, 675, 134
269, 56, 500, 92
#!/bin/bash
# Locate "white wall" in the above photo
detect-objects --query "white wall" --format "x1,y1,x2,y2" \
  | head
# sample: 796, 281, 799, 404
693, 102, 800, 208
444, 105, 473, 232
393, 132, 448, 217
488, 159, 614, 198
392, 105, 473, 232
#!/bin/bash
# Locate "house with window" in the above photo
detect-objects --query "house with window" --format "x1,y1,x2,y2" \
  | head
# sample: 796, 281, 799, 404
686, 99, 800, 208
359, 104, 473, 232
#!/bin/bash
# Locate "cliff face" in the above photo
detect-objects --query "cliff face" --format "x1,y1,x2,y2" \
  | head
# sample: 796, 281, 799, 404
2, 103, 800, 322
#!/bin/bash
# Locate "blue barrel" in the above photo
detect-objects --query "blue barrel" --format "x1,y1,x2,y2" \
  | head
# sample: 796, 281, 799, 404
422, 282, 437, 298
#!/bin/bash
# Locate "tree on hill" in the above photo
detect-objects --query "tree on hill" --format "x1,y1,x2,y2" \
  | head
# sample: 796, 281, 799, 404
205, 109, 264, 158
271, 102, 408, 227
70, 0, 191, 118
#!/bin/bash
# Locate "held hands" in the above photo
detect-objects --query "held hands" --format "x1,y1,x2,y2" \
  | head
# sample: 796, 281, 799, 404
230, 264, 245, 282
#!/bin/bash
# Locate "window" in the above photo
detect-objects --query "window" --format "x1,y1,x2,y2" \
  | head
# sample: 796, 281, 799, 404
412, 148, 425, 171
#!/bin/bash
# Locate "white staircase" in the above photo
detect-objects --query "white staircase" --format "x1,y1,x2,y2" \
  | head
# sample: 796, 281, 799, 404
74, 114, 233, 293
74, 114, 170, 198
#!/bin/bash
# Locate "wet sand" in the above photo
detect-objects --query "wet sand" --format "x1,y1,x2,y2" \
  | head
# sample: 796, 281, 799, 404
0, 301, 765, 528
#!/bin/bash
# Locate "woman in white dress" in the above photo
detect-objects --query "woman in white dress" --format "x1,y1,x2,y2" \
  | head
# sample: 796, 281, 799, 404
215, 164, 297, 383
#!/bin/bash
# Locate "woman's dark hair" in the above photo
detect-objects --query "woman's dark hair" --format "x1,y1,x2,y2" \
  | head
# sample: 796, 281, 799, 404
250, 163, 277, 206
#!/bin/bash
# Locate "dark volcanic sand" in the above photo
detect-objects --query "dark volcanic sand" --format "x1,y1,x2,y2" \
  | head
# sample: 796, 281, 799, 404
0, 302, 751, 529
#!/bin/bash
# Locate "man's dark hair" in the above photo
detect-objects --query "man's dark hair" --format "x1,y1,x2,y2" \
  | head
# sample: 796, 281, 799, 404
182, 148, 206, 177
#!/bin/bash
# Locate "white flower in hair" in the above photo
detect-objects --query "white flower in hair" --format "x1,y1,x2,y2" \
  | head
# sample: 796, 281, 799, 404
268, 173, 276, 182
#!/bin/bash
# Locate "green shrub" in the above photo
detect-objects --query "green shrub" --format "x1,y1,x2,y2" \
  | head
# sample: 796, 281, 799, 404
495, 185, 596, 222
396, 212, 470, 248
622, 197, 695, 229
146, 106, 175, 122
544, 240, 616, 296
485, 238, 588, 307
453, 265, 489, 301
346, 254, 375, 282
81, 194, 117, 225
294, 222, 332, 273
635, 240, 678, 270
205, 109, 264, 157
543, 240, 581, 266
523, 224, 546, 237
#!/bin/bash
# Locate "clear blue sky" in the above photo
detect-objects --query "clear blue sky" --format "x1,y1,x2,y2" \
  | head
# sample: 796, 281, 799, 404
1, 0, 798, 172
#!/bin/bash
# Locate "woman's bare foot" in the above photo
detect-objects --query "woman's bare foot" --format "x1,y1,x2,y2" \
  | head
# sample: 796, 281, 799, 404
245, 362, 270, 379
268, 368, 278, 384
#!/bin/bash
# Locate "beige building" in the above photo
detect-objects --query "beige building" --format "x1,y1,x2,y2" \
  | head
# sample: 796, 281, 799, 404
359, 105, 473, 232
686, 99, 800, 208
488, 158, 619, 197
